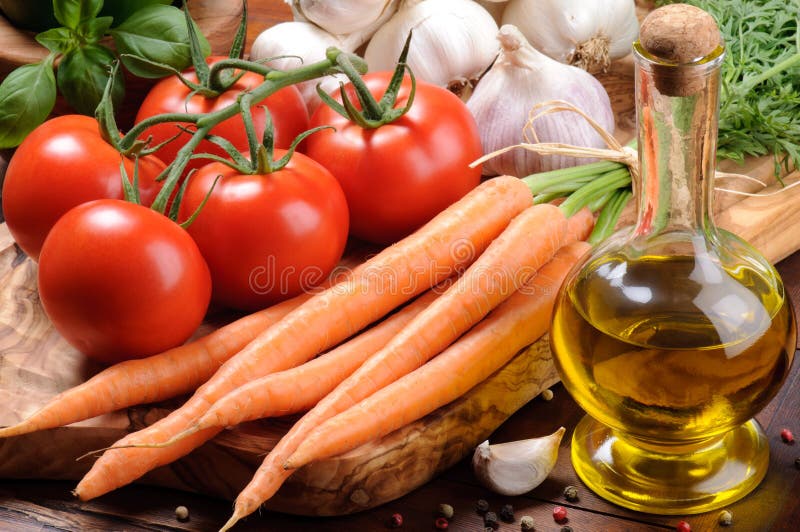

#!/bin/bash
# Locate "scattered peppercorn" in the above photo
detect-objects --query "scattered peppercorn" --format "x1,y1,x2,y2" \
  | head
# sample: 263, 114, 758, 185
437, 503, 454, 519
174, 505, 189, 522
560, 527, 573, 532
563, 485, 579, 502
781, 428, 795, 444
434, 517, 449, 530
476, 499, 490, 514
676, 520, 691, 532
500, 504, 515, 523
553, 506, 568, 523
795, 457, 800, 470
541, 388, 554, 401
718, 510, 733, 527
484, 511, 499, 530
388, 512, 403, 528
520, 515, 535, 531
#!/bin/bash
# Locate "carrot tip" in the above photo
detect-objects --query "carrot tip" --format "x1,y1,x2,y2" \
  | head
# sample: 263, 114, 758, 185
219, 511, 243, 532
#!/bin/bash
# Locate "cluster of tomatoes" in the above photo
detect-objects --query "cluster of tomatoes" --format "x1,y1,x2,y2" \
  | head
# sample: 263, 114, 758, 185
1, 56, 482, 364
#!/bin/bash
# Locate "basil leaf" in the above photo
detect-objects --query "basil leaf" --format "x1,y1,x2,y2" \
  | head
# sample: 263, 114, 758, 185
79, 15, 114, 43
57, 44, 124, 115
0, 56, 57, 148
35, 26, 76, 54
53, 0, 104, 29
111, 5, 211, 79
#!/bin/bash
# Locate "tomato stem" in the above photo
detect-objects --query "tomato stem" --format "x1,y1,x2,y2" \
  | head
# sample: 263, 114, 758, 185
316, 32, 416, 130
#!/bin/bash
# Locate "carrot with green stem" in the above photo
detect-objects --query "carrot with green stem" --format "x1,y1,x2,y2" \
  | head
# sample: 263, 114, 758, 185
73, 175, 534, 501
284, 241, 591, 470
124, 288, 443, 448
218, 202, 592, 531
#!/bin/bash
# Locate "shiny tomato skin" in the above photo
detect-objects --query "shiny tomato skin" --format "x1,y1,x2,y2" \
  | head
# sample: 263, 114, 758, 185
37, 200, 211, 365
135, 56, 309, 172
1, 115, 165, 261
304, 72, 483, 244
179, 150, 349, 311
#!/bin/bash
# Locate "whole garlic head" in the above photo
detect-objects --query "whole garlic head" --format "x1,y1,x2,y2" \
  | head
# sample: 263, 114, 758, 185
364, 0, 499, 93
467, 24, 615, 177
249, 21, 350, 113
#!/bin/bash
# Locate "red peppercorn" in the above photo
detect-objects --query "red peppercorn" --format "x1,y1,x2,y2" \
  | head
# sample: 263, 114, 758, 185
434, 517, 449, 530
553, 506, 568, 522
781, 428, 794, 444
388, 512, 403, 528
676, 520, 691, 532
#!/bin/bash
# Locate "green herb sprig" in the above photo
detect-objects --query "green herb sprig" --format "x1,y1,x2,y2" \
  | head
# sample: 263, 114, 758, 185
657, 0, 800, 176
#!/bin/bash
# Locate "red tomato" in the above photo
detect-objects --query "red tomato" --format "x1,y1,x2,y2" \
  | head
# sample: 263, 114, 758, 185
178, 150, 349, 311
38, 200, 211, 365
1, 115, 165, 261
304, 72, 483, 244
135, 56, 309, 172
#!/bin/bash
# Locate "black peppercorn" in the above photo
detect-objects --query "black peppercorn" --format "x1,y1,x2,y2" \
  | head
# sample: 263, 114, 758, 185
484, 511, 499, 530
476, 499, 490, 514
499, 503, 515, 523
795, 457, 800, 470
561, 527, 573, 532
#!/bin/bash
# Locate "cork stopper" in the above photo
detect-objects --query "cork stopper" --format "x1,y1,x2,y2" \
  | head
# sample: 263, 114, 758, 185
638, 4, 722, 96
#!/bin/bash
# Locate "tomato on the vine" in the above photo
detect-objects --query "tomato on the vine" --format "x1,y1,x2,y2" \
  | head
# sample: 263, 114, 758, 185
1, 114, 165, 261
38, 200, 211, 365
178, 150, 349, 312
304, 71, 483, 244
135, 56, 309, 172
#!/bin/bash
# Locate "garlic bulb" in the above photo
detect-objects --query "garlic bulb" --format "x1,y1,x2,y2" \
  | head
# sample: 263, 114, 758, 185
502, 0, 639, 73
472, 427, 565, 496
467, 24, 615, 177
286, 0, 399, 37
364, 0, 499, 93
249, 21, 351, 113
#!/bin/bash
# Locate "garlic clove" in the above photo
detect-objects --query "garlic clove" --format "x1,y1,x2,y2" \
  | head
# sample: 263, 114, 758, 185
472, 426, 565, 496
364, 0, 499, 91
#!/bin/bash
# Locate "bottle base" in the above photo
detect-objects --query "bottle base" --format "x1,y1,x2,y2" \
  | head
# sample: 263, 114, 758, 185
570, 415, 769, 515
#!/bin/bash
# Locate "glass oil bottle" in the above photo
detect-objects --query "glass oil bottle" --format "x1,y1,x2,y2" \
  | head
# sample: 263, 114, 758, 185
549, 5, 796, 514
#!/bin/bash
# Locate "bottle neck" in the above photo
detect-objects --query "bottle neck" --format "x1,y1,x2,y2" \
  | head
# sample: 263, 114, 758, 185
632, 45, 724, 238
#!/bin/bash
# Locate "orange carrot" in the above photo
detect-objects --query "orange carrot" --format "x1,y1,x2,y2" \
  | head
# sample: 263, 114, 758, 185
154, 288, 442, 447
74, 175, 533, 501
285, 241, 591, 469
0, 293, 304, 440
565, 207, 594, 242
219, 202, 573, 530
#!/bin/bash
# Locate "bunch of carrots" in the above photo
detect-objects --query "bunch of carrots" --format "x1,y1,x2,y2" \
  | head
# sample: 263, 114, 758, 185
0, 175, 595, 530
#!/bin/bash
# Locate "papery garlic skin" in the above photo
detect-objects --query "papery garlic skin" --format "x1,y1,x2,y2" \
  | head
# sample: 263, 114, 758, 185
365, 0, 499, 92
250, 21, 350, 113
502, 0, 639, 73
468, 25, 615, 177
472, 427, 565, 496
287, 0, 398, 36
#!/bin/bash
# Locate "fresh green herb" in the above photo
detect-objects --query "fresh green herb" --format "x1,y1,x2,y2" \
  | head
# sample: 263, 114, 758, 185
656, 0, 800, 174
0, 0, 209, 148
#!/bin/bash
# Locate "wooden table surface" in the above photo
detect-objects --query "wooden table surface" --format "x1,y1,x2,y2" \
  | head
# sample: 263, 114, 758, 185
1, 1, 798, 531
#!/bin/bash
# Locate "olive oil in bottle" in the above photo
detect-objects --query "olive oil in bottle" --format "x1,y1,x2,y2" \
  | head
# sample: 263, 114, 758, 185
549, 5, 796, 515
